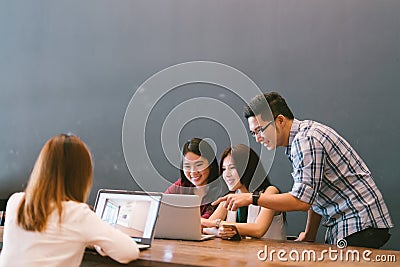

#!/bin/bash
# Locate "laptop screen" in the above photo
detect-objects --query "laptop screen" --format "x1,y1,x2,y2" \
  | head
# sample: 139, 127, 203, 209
94, 190, 161, 245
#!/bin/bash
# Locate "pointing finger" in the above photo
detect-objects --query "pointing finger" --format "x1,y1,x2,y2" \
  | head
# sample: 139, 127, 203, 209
212, 195, 228, 206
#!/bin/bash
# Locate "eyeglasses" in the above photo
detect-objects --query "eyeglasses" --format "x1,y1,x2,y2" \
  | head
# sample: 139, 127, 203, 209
249, 115, 278, 137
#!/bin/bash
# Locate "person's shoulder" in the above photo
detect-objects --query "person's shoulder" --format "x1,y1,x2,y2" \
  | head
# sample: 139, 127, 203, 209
64, 200, 90, 209
311, 121, 346, 148
4, 192, 25, 215
164, 178, 185, 193
299, 120, 336, 135
60, 201, 99, 225
295, 120, 333, 142
8, 192, 24, 204
173, 178, 185, 186
9, 191, 24, 199
63, 201, 92, 216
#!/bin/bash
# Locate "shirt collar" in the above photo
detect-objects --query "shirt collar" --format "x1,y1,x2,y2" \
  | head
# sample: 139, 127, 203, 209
285, 118, 300, 156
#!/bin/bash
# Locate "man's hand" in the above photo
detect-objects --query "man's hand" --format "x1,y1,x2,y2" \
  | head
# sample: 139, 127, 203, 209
295, 209, 321, 242
295, 231, 316, 242
212, 193, 252, 211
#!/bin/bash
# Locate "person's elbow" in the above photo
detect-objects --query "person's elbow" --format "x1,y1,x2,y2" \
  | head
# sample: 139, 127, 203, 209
286, 194, 311, 211
252, 229, 267, 239
296, 201, 310, 211
249, 225, 269, 239
115, 246, 140, 264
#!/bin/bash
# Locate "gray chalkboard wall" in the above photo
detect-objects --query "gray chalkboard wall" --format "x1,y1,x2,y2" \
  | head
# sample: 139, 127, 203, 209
1, 0, 399, 250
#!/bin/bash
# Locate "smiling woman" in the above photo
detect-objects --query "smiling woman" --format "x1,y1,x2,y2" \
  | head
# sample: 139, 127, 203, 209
182, 152, 210, 187
202, 144, 286, 240
164, 138, 223, 219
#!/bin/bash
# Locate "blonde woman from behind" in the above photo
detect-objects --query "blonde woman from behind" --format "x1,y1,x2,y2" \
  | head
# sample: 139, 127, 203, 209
0, 134, 139, 267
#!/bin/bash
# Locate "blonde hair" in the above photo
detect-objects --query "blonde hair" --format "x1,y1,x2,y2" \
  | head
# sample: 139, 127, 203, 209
17, 134, 93, 232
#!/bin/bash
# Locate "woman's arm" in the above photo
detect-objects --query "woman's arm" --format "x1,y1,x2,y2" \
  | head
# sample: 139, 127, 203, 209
232, 209, 275, 239
81, 205, 139, 264
201, 202, 228, 228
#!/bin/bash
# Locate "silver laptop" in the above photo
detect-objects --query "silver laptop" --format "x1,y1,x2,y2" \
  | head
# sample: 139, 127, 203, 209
155, 194, 214, 241
94, 189, 162, 249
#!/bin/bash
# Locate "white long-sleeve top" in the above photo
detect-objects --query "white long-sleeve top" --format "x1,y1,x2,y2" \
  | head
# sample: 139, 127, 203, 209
0, 192, 139, 267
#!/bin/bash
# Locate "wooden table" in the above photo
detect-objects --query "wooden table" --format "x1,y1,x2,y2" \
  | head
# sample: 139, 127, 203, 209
83, 237, 400, 266
1, 227, 399, 266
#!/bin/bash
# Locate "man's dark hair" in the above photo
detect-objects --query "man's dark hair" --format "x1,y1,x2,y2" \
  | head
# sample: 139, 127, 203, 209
244, 92, 294, 120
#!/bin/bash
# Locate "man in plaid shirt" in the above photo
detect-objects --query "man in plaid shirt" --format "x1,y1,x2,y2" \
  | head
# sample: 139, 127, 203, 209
214, 92, 393, 248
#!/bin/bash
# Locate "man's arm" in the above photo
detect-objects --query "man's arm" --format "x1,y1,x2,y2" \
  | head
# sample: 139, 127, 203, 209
213, 192, 310, 212
258, 192, 310, 211
296, 209, 322, 242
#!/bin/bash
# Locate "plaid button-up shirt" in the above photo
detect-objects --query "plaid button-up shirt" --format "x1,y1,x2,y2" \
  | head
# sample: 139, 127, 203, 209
286, 119, 393, 244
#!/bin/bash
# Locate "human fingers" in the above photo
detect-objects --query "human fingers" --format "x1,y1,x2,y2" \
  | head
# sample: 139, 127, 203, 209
226, 195, 239, 211
223, 194, 233, 210
295, 232, 305, 242
212, 195, 228, 206
219, 227, 234, 239
229, 202, 238, 211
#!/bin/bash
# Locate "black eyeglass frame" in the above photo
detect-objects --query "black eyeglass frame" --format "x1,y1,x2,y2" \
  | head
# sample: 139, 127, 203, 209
249, 115, 279, 137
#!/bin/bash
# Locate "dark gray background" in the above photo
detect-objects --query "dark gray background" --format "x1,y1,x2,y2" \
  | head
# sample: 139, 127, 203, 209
0, 0, 398, 249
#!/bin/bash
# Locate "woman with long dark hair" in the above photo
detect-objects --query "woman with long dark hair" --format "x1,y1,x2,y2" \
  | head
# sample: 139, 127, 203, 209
202, 144, 286, 239
165, 138, 222, 219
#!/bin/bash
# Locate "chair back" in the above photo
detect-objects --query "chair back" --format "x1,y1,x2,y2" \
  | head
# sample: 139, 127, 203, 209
0, 199, 8, 226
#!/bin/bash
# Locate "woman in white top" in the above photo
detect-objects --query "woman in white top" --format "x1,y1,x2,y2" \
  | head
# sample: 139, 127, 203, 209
202, 144, 286, 240
0, 134, 139, 267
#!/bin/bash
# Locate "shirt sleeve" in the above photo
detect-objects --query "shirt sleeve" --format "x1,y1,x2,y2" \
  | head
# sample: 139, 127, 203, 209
289, 136, 325, 205
164, 184, 178, 194
164, 179, 182, 194
200, 203, 215, 219
79, 206, 140, 264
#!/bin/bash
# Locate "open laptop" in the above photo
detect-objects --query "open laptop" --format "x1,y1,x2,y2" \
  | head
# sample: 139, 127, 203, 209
155, 194, 214, 241
94, 189, 162, 249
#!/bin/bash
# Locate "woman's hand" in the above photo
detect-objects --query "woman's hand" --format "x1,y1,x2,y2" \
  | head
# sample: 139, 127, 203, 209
201, 218, 217, 228
218, 222, 237, 239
